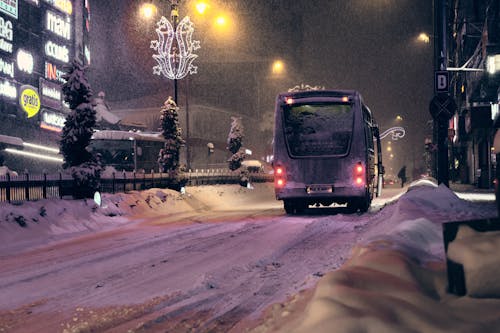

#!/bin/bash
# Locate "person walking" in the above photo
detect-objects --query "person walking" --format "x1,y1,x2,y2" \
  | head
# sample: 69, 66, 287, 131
398, 165, 407, 187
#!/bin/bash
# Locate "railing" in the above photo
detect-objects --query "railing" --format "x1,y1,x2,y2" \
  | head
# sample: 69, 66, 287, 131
0, 170, 274, 203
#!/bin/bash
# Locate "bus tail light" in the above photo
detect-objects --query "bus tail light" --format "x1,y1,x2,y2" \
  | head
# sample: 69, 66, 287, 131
354, 162, 365, 186
274, 166, 286, 188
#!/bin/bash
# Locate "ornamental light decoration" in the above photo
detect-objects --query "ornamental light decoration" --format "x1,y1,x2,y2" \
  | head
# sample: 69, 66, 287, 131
150, 15, 200, 80
380, 127, 406, 141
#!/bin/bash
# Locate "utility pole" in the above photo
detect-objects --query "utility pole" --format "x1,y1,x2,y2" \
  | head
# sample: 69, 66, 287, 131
429, 0, 456, 186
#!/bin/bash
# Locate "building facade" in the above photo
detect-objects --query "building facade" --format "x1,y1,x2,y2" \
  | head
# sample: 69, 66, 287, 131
0, 0, 90, 173
450, 0, 499, 187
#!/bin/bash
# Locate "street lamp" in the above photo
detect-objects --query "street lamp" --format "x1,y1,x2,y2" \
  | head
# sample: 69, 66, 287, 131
150, 0, 201, 171
140, 2, 158, 20
150, 0, 201, 103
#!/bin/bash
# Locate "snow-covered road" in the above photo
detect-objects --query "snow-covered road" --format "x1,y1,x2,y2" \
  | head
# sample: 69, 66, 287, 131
0, 184, 401, 332
0, 183, 497, 332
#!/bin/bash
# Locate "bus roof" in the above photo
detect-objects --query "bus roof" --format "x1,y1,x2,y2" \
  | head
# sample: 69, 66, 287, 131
277, 89, 360, 100
91, 130, 166, 142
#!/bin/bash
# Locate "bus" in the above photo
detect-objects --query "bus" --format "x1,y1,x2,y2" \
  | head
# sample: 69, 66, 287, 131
90, 130, 166, 172
273, 89, 383, 214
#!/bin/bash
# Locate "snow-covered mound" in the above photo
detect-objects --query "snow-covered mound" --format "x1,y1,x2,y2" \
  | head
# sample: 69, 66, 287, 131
270, 180, 500, 333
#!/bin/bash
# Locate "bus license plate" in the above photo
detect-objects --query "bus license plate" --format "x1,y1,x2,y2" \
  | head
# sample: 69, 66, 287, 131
306, 185, 333, 194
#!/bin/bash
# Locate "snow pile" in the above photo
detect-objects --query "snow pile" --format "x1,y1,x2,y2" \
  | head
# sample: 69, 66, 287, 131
272, 181, 500, 333
0, 183, 274, 255
0, 188, 185, 255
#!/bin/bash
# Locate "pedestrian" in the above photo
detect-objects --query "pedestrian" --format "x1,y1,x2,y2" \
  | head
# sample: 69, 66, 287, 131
398, 165, 407, 187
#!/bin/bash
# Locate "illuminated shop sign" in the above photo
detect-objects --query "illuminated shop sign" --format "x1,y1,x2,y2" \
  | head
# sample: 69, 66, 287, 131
0, 16, 13, 53
39, 78, 61, 109
45, 40, 69, 63
0, 0, 17, 19
42, 0, 72, 15
26, 0, 39, 6
19, 85, 41, 118
0, 56, 13, 78
45, 61, 65, 83
46, 10, 71, 40
40, 109, 65, 132
16, 49, 34, 74
0, 77, 15, 99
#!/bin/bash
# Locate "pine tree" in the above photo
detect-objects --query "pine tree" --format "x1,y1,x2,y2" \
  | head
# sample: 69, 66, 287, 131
227, 116, 246, 171
158, 97, 185, 176
60, 58, 102, 198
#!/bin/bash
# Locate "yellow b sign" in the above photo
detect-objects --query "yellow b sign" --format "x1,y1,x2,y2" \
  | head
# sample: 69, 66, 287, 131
20, 86, 41, 118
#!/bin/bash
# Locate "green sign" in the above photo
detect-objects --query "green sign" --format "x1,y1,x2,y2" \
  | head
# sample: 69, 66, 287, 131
0, 0, 17, 19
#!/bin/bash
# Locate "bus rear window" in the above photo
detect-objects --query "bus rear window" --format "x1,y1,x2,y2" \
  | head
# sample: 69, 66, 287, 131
283, 103, 353, 156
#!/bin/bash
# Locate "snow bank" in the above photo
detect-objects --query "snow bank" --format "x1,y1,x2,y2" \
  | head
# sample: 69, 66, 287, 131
273, 180, 500, 333
0, 183, 275, 255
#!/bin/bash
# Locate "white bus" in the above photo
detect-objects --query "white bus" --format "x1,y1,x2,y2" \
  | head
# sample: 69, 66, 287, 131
273, 90, 383, 214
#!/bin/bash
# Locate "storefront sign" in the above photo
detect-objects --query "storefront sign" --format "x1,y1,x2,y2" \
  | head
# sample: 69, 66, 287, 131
45, 61, 65, 83
19, 85, 41, 118
40, 109, 65, 132
0, 56, 13, 78
46, 10, 71, 40
16, 49, 34, 74
0, 16, 13, 53
39, 78, 61, 109
0, 0, 17, 19
0, 77, 15, 99
45, 40, 69, 63
42, 0, 72, 15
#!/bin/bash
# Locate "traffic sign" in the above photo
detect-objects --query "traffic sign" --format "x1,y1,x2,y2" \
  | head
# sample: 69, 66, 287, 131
435, 71, 449, 94
429, 94, 456, 120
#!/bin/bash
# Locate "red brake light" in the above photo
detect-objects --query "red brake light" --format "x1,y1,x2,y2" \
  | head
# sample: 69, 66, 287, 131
354, 163, 365, 186
274, 166, 286, 188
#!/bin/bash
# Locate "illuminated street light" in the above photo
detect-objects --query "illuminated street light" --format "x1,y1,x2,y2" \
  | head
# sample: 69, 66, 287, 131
195, 1, 208, 15
215, 15, 227, 27
272, 60, 284, 75
140, 3, 158, 19
418, 32, 431, 44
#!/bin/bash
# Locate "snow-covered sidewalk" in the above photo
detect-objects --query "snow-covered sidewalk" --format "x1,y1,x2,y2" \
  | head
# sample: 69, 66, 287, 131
248, 180, 500, 333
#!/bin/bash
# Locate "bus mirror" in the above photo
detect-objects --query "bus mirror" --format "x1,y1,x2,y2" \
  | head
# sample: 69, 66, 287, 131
137, 147, 143, 156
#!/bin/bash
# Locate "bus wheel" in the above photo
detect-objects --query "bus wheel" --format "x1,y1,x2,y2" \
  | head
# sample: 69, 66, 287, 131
284, 200, 306, 214
284, 200, 295, 214
346, 200, 359, 213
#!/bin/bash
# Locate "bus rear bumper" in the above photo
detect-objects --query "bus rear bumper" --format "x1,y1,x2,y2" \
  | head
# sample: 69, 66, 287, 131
275, 186, 367, 204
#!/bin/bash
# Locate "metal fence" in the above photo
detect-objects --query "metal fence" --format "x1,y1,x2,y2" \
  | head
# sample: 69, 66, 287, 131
0, 170, 274, 203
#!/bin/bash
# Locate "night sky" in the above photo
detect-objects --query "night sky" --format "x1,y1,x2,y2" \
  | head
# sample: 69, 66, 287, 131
88, 0, 434, 175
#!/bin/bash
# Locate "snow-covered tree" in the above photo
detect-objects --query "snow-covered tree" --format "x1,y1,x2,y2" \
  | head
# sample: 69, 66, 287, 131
60, 58, 102, 198
158, 97, 185, 176
227, 116, 246, 171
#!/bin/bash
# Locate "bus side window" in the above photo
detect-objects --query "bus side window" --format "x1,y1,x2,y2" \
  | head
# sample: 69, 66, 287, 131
362, 105, 374, 151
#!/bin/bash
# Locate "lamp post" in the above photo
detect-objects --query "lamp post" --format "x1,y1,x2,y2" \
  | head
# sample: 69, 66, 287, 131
150, 0, 200, 170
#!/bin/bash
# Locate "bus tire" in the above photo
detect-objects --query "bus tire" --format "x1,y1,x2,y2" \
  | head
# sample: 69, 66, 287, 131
284, 200, 306, 214
284, 200, 295, 214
